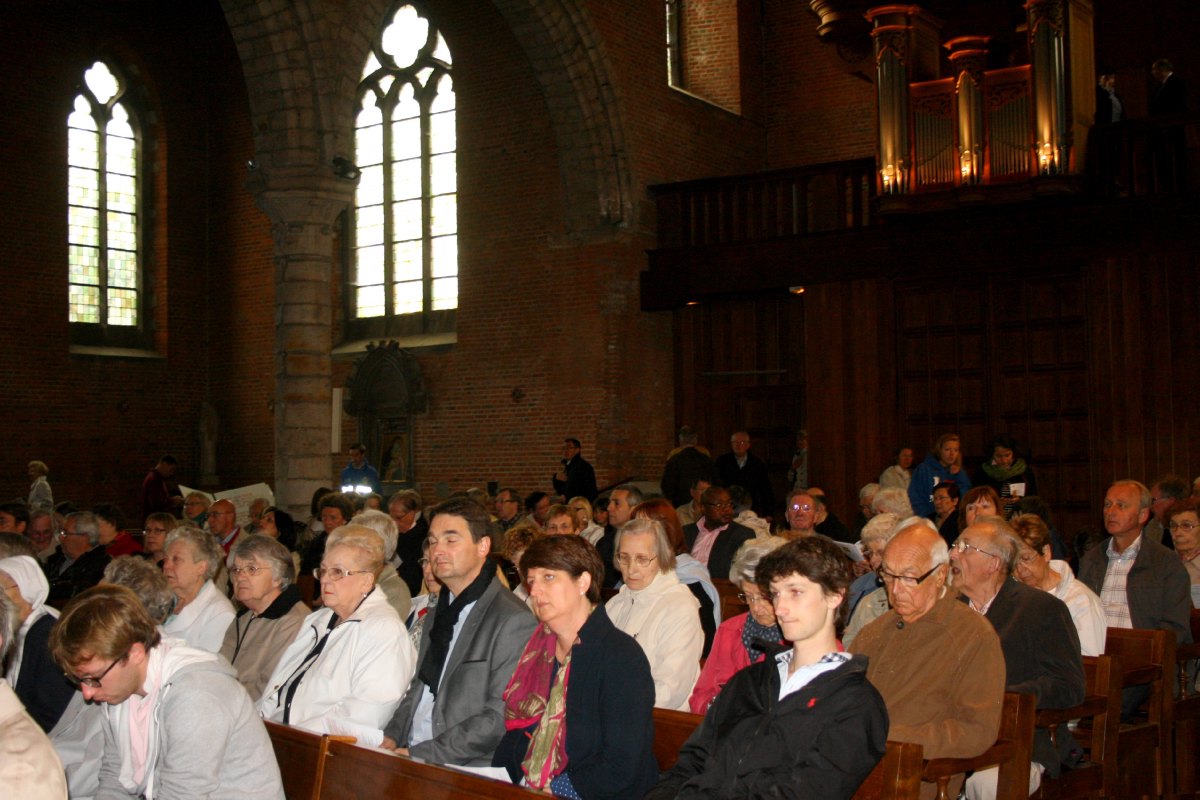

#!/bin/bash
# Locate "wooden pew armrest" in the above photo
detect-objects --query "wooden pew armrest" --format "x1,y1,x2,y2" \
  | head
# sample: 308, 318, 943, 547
1035, 696, 1106, 728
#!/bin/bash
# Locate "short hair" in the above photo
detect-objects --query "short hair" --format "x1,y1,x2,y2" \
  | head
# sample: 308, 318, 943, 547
545, 504, 578, 531
103, 556, 175, 623
0, 589, 15, 662
389, 488, 424, 511
144, 512, 180, 534
893, 517, 948, 566
519, 535, 604, 605
729, 536, 787, 583
524, 491, 549, 514
700, 485, 729, 506
613, 484, 645, 506
988, 434, 1019, 455
932, 480, 960, 502
348, 442, 365, 453
1011, 495, 1053, 528
690, 476, 712, 491
727, 485, 753, 513
350, 509, 399, 560
318, 492, 355, 524
430, 497, 493, 544
466, 488, 491, 508
158, 455, 178, 466
860, 512, 901, 546
785, 488, 814, 507
859, 483, 880, 501
309, 487, 334, 517
871, 487, 912, 517
494, 488, 520, 505
613, 517, 676, 572
633, 498, 686, 555
164, 525, 224, 581
0, 533, 37, 559
564, 437, 582, 450
67, 512, 102, 547
50, 585, 162, 669
1153, 475, 1189, 502
324, 524, 385, 576
503, 522, 544, 560
1110, 479, 1152, 510
755, 536, 854, 632
91, 503, 126, 531
28, 508, 56, 532
593, 496, 610, 512
895, 445, 912, 459
231, 534, 296, 589
184, 491, 212, 511
967, 515, 1021, 575
28, 461, 49, 478
0, 503, 30, 527
1153, 58, 1174, 72
1010, 513, 1051, 555
958, 486, 1002, 530
1164, 497, 1200, 527
567, 496, 593, 519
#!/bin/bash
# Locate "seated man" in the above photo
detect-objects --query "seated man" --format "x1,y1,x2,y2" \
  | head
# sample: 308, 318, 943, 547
950, 517, 1086, 799
44, 512, 111, 608
647, 536, 887, 798
49, 585, 284, 799
683, 486, 755, 583
381, 498, 537, 765
849, 522, 1006, 800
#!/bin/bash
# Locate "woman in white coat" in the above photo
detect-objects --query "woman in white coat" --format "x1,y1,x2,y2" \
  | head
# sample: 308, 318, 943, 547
605, 518, 702, 710
259, 525, 415, 746
161, 525, 235, 653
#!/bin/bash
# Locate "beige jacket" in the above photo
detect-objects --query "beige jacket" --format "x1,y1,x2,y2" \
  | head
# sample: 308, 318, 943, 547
219, 585, 311, 702
0, 679, 67, 799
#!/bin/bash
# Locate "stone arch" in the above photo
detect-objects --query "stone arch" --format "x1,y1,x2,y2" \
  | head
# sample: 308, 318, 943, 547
220, 0, 632, 235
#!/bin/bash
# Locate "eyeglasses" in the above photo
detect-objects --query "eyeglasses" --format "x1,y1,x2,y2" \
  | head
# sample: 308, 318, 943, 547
878, 564, 941, 587
1016, 552, 1041, 566
703, 501, 733, 509
230, 564, 268, 577
952, 540, 1000, 559
615, 553, 657, 568
57, 530, 88, 539
313, 567, 373, 581
789, 503, 814, 512
737, 592, 771, 606
67, 653, 127, 688
1168, 520, 1199, 532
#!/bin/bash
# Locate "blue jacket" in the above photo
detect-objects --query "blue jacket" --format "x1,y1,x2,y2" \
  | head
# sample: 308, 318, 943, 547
908, 454, 971, 518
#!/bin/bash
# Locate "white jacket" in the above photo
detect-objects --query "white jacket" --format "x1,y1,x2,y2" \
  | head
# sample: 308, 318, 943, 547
258, 587, 415, 746
605, 570, 702, 711
162, 580, 235, 654
1048, 560, 1107, 657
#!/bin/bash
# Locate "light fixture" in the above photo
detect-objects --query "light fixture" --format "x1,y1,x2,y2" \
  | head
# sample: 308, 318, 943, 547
789, 286, 806, 295
332, 156, 361, 181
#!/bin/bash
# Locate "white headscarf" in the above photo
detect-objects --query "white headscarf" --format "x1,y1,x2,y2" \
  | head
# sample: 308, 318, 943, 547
0, 554, 58, 684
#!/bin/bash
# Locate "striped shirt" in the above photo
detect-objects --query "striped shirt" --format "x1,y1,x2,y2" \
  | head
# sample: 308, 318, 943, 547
1099, 534, 1142, 629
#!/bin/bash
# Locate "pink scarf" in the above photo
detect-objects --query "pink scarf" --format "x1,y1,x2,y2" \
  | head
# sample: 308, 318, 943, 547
502, 622, 572, 789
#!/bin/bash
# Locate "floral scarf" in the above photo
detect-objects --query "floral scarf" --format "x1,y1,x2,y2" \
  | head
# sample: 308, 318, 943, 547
741, 614, 783, 663
502, 622, 573, 790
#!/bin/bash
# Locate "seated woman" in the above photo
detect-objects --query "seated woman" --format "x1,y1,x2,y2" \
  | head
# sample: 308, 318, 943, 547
973, 434, 1038, 515
219, 535, 310, 700
1165, 497, 1200, 607
605, 518, 703, 710
258, 525, 415, 744
0, 555, 73, 732
633, 498, 720, 656
958, 485, 1002, 532
104, 556, 175, 624
688, 538, 785, 713
1010, 514, 1106, 656
161, 525, 236, 653
647, 536, 888, 799
404, 539, 439, 652
932, 480, 961, 547
140, 512, 178, 569
569, 496, 604, 545
494, 535, 657, 799
182, 491, 211, 527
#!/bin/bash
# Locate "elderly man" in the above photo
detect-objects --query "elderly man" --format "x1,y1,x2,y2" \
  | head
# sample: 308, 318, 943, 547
849, 522, 1005, 800
389, 489, 428, 595
950, 517, 1085, 799
207, 499, 242, 555
44, 512, 111, 608
683, 486, 756, 583
781, 489, 819, 540
382, 498, 536, 764
716, 431, 775, 517
26, 510, 58, 563
492, 488, 524, 535
552, 438, 598, 502
597, 484, 643, 588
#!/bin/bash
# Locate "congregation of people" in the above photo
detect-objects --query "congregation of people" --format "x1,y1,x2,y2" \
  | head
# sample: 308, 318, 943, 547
0, 429, 1197, 798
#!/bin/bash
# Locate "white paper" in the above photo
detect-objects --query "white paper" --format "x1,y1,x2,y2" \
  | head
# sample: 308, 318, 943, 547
836, 540, 865, 562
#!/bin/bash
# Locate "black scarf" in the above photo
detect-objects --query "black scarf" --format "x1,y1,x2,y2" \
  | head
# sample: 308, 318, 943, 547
417, 563, 494, 696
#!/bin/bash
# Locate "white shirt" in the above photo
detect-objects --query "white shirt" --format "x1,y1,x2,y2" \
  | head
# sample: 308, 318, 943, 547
162, 581, 235, 654
775, 651, 849, 701
1046, 560, 1107, 656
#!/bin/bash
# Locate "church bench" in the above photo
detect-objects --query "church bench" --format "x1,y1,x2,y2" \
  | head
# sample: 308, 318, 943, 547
712, 577, 749, 621
1031, 654, 1120, 800
1172, 609, 1200, 794
652, 707, 703, 771
263, 721, 352, 800
921, 691, 1036, 800
1104, 627, 1176, 798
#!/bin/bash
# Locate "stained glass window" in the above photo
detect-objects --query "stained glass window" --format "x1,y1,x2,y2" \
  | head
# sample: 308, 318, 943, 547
68, 60, 140, 329
351, 3, 456, 334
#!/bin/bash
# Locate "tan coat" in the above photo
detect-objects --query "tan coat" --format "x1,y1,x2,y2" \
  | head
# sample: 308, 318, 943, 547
0, 680, 67, 799
219, 585, 311, 702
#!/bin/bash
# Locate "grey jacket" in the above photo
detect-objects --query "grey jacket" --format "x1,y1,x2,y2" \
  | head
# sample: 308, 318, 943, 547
383, 578, 536, 765
1078, 533, 1193, 645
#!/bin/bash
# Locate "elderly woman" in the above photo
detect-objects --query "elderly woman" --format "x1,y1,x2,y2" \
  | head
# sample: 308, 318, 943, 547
161, 525, 235, 653
909, 433, 972, 518
570, 496, 604, 545
688, 538, 785, 713
1165, 498, 1200, 606
1010, 514, 1106, 656
958, 485, 1002, 532
183, 491, 211, 527
140, 512, 177, 569
259, 525, 415, 744
103, 556, 175, 623
27, 461, 53, 512
350, 509, 413, 621
218, 535, 309, 700
879, 446, 914, 491
844, 515, 930, 647
0, 555, 74, 732
606, 518, 703, 710
634, 498, 720, 655
494, 535, 657, 798
847, 512, 901, 613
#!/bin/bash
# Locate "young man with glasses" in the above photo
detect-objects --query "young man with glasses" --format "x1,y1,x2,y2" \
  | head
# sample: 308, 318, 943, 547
49, 584, 285, 799
850, 520, 1006, 798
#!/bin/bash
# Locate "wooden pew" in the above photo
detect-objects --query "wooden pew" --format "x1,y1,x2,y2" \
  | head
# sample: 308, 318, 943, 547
1173, 609, 1200, 794
263, 721, 350, 800
852, 740, 924, 800
296, 574, 319, 609
319, 737, 543, 799
1031, 654, 1121, 800
922, 691, 1036, 800
1104, 627, 1176, 799
652, 707, 703, 771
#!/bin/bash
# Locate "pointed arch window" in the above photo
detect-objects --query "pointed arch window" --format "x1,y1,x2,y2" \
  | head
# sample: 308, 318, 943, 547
349, 3, 456, 340
68, 60, 146, 347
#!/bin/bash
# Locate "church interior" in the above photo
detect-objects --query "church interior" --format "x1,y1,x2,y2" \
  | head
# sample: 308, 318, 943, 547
3, 0, 1198, 542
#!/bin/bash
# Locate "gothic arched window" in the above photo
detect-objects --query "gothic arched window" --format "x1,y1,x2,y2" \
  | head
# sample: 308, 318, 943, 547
349, 3, 456, 340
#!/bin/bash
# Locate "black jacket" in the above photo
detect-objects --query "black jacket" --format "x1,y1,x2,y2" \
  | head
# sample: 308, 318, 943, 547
646, 653, 888, 799
715, 452, 775, 517
14, 613, 75, 733
44, 546, 111, 608
552, 455, 598, 502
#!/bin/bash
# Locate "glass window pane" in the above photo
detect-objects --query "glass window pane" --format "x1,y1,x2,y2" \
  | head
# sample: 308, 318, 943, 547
431, 234, 457, 278
355, 284, 386, 318
69, 167, 99, 207
108, 288, 138, 326
354, 244, 385, 286
381, 5, 428, 70
70, 284, 101, 323
107, 135, 136, 173
429, 110, 455, 155
85, 61, 119, 104
430, 193, 456, 236
356, 204, 385, 247
390, 116, 421, 161
393, 240, 423, 283
108, 249, 138, 288
107, 173, 136, 212
357, 97, 383, 129
356, 121, 383, 168
430, 153, 456, 197
356, 164, 384, 208
69, 206, 100, 247
392, 198, 422, 240
431, 276, 457, 310
433, 33, 452, 65
430, 74, 455, 113
108, 212, 137, 251
393, 280, 423, 315
68, 96, 97, 132
391, 158, 422, 201
68, 127, 99, 169
393, 83, 419, 122
107, 103, 133, 138
69, 245, 100, 284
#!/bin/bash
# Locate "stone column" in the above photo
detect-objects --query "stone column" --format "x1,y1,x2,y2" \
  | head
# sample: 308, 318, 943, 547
249, 169, 354, 519
946, 36, 990, 186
